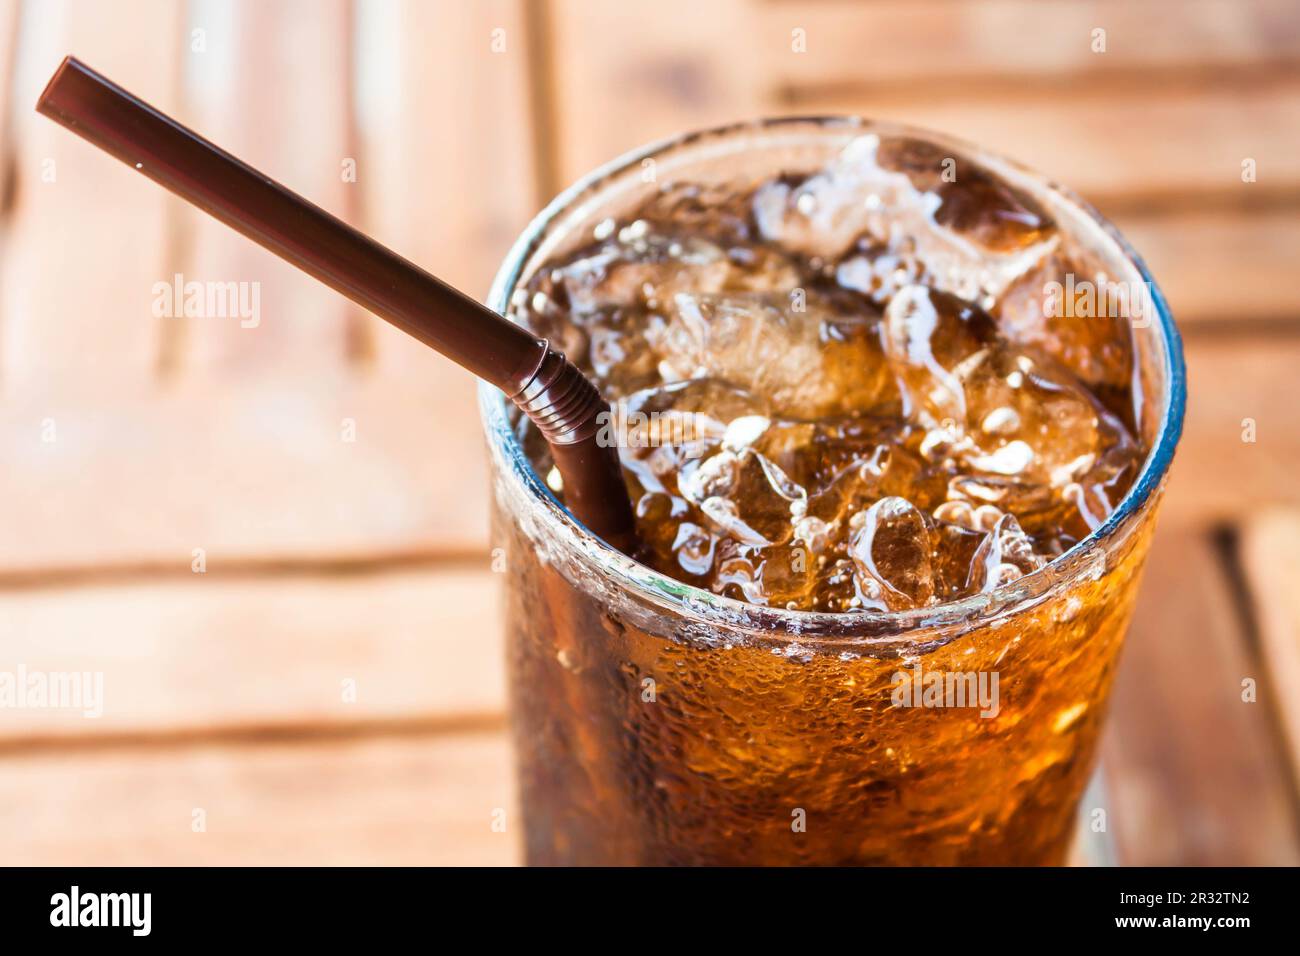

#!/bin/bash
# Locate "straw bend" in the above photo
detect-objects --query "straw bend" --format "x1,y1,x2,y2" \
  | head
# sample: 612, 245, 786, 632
513, 348, 609, 445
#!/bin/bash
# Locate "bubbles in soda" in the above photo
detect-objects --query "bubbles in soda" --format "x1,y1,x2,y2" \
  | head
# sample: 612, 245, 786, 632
515, 134, 1144, 612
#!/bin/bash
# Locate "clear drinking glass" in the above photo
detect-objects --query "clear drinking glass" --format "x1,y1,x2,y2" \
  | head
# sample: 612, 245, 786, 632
480, 118, 1186, 866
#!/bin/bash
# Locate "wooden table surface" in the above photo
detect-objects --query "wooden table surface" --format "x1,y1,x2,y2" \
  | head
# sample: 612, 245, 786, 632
1, 0, 1299, 865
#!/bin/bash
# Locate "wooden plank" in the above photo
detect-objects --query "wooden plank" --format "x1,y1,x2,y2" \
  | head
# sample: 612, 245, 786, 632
176, 0, 355, 375
0, 2, 501, 571
355, 0, 537, 312
0, 0, 183, 391
0, 0, 21, 355
0, 730, 1113, 867
1120, 209, 1300, 325
789, 78, 1300, 203
548, 0, 763, 188
0, 369, 490, 573
1101, 527, 1300, 865
0, 565, 504, 738
761, 0, 1300, 87
0, 0, 20, 163
546, 1, 1298, 201
546, 0, 1300, 204
0, 731, 518, 864
1163, 337, 1300, 527
1239, 509, 1300, 782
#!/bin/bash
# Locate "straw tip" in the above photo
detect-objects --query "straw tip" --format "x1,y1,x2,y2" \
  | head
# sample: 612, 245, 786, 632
36, 55, 88, 116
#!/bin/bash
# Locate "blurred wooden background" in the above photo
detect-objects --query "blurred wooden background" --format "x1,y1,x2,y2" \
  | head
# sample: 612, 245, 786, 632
1, 0, 1298, 865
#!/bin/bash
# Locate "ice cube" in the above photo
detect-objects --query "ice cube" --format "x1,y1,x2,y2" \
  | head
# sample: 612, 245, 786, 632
757, 135, 1058, 303
929, 521, 988, 600
882, 284, 1000, 427
965, 512, 1046, 592
835, 241, 930, 306
884, 283, 1143, 553
1061, 442, 1143, 536
671, 521, 718, 577
884, 285, 1137, 491
637, 181, 759, 246
712, 549, 769, 604
994, 245, 1136, 389
539, 218, 803, 321
876, 136, 1056, 254
651, 289, 895, 417
956, 347, 1139, 493
847, 496, 936, 611
699, 494, 771, 548
558, 231, 728, 313
753, 172, 877, 261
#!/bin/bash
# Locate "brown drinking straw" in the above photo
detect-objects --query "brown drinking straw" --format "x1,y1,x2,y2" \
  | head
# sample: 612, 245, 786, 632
37, 56, 636, 551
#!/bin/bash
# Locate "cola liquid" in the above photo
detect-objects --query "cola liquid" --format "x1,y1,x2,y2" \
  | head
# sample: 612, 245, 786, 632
492, 125, 1175, 865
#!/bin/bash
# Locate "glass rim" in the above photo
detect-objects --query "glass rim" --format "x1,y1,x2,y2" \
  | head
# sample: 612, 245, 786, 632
480, 115, 1187, 643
